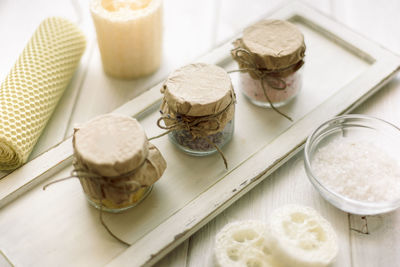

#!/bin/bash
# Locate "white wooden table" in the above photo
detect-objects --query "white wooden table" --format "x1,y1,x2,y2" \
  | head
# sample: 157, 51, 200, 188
1, 0, 400, 266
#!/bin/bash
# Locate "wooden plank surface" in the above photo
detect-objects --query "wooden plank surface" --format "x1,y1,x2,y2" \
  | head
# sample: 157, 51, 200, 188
157, 1, 400, 267
1, 1, 400, 267
331, 1, 400, 267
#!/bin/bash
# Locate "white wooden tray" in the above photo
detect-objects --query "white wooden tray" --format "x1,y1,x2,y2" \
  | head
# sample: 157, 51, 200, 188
1, 2, 400, 267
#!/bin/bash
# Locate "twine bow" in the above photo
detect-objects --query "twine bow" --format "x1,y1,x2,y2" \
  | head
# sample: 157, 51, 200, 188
230, 47, 304, 121
42, 159, 149, 246
149, 97, 235, 169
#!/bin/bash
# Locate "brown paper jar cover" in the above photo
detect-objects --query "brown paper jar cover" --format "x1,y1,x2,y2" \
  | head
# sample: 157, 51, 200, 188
233, 19, 306, 74
160, 63, 236, 136
73, 113, 166, 211
231, 19, 306, 111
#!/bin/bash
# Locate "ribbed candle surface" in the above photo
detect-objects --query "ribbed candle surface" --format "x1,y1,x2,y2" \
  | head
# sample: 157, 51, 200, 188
0, 17, 86, 170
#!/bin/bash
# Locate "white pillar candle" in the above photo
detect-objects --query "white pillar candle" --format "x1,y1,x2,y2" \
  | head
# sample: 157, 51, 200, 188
90, 0, 162, 79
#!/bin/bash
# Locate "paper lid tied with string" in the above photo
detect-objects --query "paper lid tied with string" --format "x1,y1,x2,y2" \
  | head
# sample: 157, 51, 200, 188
73, 113, 166, 212
160, 63, 236, 137
231, 19, 306, 120
233, 19, 306, 78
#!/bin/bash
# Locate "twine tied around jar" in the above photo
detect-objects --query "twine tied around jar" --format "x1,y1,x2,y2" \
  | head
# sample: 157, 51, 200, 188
229, 47, 304, 121
42, 159, 149, 246
149, 97, 236, 169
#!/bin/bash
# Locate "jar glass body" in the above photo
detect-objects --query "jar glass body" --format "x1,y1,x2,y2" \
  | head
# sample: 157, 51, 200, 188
239, 64, 304, 108
80, 177, 152, 213
168, 118, 234, 156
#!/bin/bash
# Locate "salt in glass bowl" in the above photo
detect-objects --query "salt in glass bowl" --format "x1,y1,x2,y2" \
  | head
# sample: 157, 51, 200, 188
304, 114, 400, 215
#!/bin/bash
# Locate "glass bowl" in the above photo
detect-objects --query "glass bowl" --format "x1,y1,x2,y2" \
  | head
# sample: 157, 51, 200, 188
304, 114, 400, 215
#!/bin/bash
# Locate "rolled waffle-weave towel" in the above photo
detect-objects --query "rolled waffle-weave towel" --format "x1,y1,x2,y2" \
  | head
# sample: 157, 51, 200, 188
0, 17, 86, 170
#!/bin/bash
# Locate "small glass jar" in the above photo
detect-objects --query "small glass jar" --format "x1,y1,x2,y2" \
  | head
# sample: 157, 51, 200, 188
159, 63, 236, 157
232, 19, 306, 108
168, 119, 234, 156
81, 183, 153, 213
239, 65, 304, 108
73, 114, 166, 213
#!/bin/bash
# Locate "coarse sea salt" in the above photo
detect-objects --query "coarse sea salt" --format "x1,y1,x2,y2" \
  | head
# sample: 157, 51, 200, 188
312, 138, 400, 203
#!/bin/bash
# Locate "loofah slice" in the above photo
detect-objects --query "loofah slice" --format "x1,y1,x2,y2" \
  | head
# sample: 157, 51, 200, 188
266, 205, 338, 267
214, 220, 281, 267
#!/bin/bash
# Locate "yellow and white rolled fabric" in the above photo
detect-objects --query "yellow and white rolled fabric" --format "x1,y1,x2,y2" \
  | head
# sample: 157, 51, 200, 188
0, 17, 86, 170
90, 0, 162, 79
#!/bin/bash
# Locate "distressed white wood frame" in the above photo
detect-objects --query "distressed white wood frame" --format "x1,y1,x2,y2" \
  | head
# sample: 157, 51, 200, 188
0, 2, 399, 266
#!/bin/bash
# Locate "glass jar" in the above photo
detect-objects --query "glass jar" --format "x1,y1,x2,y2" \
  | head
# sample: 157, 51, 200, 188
81, 181, 153, 213
168, 118, 234, 156
158, 63, 236, 158
232, 19, 306, 109
239, 64, 304, 108
73, 114, 166, 213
